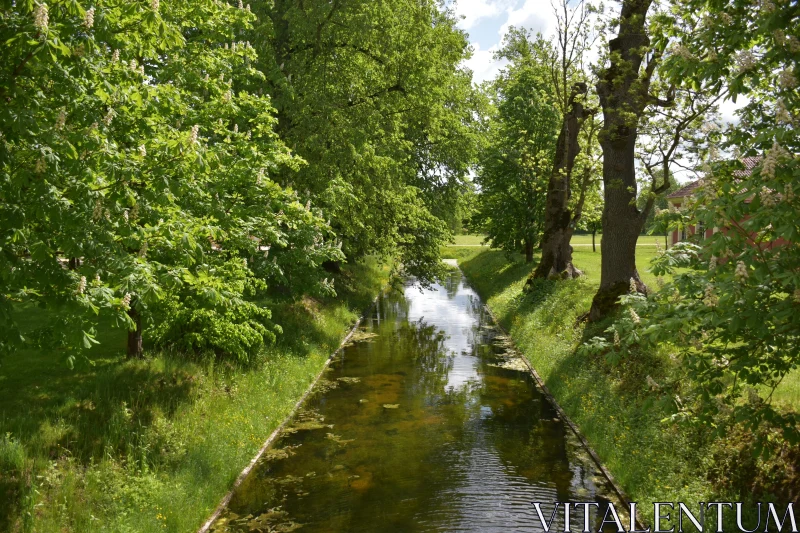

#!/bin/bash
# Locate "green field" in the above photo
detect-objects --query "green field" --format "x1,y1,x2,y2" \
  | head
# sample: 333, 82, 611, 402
452, 233, 669, 247
0, 262, 389, 533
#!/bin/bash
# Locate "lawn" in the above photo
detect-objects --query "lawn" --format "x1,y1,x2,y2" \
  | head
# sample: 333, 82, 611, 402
452, 233, 670, 248
0, 261, 390, 533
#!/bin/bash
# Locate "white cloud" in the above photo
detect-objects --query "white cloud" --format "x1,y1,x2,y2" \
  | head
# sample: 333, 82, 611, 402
451, 0, 514, 30
463, 42, 507, 85
498, 0, 558, 40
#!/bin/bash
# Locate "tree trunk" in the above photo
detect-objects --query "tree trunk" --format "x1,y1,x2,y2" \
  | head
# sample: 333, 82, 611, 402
127, 307, 143, 359
592, 228, 597, 252
530, 83, 591, 281
588, 0, 655, 322
524, 238, 534, 264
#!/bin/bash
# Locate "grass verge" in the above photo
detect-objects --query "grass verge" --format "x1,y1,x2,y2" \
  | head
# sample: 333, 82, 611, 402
0, 260, 389, 533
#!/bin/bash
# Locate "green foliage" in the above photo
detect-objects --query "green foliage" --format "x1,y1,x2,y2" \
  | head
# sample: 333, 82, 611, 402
246, 0, 482, 281
0, 0, 342, 362
618, 0, 800, 455
472, 29, 560, 257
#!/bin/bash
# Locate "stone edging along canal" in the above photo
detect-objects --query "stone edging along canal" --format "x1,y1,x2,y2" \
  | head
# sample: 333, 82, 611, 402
478, 294, 647, 531
197, 269, 644, 531
197, 288, 387, 533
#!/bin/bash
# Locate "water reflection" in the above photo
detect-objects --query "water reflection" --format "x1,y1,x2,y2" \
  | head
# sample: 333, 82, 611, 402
212, 270, 619, 532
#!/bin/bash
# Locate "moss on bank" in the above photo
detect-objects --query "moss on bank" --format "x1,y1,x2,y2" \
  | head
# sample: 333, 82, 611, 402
0, 260, 389, 533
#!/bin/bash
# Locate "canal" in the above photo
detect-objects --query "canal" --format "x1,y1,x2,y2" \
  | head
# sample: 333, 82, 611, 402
211, 269, 620, 532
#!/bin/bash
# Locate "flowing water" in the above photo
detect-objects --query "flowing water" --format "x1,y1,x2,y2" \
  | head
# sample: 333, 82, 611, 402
211, 269, 621, 532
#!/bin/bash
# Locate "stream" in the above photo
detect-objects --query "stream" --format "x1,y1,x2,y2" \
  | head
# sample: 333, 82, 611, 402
211, 269, 620, 532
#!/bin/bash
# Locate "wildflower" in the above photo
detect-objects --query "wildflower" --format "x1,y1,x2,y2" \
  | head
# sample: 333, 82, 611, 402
121, 293, 132, 309
708, 256, 717, 271
629, 307, 640, 324
760, 186, 777, 207
629, 277, 637, 293
78, 276, 87, 294
703, 284, 718, 307
613, 330, 620, 347
734, 261, 748, 282
84, 7, 95, 29
776, 99, 791, 124
56, 109, 66, 130
151, 0, 159, 11
734, 50, 756, 73
112, 49, 120, 62
34, 3, 49, 32
646, 375, 660, 390
779, 68, 797, 89
138, 145, 146, 157
103, 108, 114, 126
35, 156, 46, 173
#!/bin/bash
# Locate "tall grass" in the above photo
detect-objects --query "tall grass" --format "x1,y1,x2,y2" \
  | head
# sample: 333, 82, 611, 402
0, 260, 389, 532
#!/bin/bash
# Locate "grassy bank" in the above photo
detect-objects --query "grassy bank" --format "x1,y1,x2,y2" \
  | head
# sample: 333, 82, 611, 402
443, 246, 740, 525
0, 261, 389, 533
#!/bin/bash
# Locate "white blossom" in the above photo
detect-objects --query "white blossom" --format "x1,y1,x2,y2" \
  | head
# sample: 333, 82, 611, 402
759, 0, 775, 13
776, 99, 791, 124
761, 141, 786, 179
703, 284, 718, 307
719, 12, 732, 25
78, 276, 87, 294
35, 156, 46, 173
123, 209, 129, 222
238, 0, 243, 7
223, 89, 232, 102
785, 183, 794, 201
629, 307, 640, 324
138, 144, 146, 157
56, 109, 66, 130
246, 4, 251, 11
139, 64, 145, 77
779, 68, 797, 89
646, 375, 660, 390
629, 277, 637, 293
788, 36, 800, 53
233, 123, 238, 133
34, 3, 49, 32
190, 124, 199, 144
129, 58, 137, 72
150, 0, 159, 12
734, 261, 748, 282
305, 199, 311, 210
760, 186, 777, 207
613, 330, 620, 347
774, 29, 786, 46
121, 293, 132, 309
95, 273, 101, 283
246, 131, 251, 140
103, 108, 115, 126
204, 73, 209, 82
112, 49, 120, 62
734, 50, 757, 73
84, 7, 95, 29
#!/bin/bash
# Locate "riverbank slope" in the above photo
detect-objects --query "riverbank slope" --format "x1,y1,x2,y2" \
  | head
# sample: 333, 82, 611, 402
0, 261, 389, 533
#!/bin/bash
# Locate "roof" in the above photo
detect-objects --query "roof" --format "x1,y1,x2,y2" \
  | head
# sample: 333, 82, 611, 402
667, 180, 703, 199
666, 156, 763, 199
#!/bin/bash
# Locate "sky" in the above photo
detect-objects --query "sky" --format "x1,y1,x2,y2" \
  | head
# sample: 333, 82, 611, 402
449, 0, 745, 123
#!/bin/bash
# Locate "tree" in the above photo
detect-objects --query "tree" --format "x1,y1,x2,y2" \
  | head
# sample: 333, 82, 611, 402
247, 0, 482, 282
622, 0, 800, 453
531, 0, 600, 280
0, 0, 340, 362
472, 30, 560, 263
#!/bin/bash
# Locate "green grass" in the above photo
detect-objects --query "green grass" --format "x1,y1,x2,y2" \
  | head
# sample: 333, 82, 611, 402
450, 233, 670, 247
0, 261, 390, 533
445, 247, 728, 525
